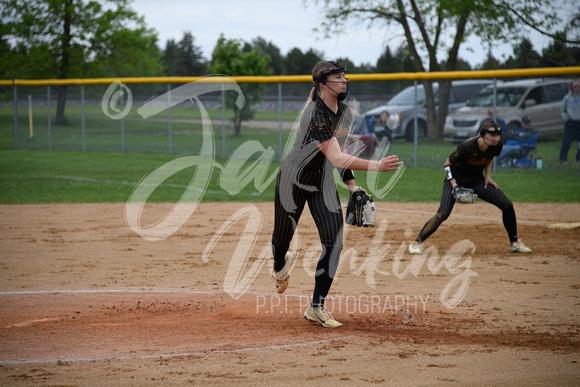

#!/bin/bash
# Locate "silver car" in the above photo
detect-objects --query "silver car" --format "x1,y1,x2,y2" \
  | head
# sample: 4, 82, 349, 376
444, 78, 571, 142
364, 80, 493, 141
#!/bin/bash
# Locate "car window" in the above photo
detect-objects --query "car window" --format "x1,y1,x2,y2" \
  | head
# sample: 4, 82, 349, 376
543, 83, 569, 103
525, 87, 545, 106
468, 87, 527, 107
452, 85, 485, 103
388, 86, 428, 105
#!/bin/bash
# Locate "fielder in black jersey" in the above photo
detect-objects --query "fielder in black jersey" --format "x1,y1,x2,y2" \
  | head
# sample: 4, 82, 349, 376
409, 121, 532, 255
271, 61, 402, 328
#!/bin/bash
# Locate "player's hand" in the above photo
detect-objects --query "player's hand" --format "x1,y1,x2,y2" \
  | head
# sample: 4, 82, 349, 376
344, 179, 358, 194
376, 155, 402, 172
485, 176, 500, 190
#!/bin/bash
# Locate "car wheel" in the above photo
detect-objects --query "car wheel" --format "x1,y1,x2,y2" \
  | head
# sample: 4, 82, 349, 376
405, 120, 426, 142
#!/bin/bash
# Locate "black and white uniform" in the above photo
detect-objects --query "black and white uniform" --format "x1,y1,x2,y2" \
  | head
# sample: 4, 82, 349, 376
415, 137, 519, 244
272, 97, 354, 307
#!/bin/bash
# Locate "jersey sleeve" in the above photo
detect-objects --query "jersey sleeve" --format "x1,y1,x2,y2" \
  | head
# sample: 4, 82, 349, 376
308, 110, 335, 143
448, 142, 467, 165
337, 168, 354, 182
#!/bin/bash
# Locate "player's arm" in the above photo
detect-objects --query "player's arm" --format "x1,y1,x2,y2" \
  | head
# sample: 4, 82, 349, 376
444, 158, 458, 189
317, 137, 401, 172
484, 160, 500, 189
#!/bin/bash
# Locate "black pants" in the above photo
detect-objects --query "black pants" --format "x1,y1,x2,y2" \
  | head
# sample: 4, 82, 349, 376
272, 166, 343, 306
559, 120, 580, 162
416, 178, 518, 244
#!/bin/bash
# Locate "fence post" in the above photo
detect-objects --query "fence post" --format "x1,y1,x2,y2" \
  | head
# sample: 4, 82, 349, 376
492, 78, 497, 173
221, 84, 226, 159
47, 86, 51, 151
121, 92, 125, 153
28, 94, 33, 139
81, 85, 85, 152
413, 80, 418, 169
278, 83, 283, 162
167, 83, 172, 155
12, 81, 18, 149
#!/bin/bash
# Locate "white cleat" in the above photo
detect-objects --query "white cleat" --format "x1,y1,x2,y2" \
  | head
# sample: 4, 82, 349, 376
510, 239, 532, 254
273, 252, 295, 294
409, 241, 422, 255
304, 304, 343, 328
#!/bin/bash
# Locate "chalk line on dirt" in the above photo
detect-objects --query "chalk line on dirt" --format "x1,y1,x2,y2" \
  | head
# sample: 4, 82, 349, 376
0, 335, 361, 365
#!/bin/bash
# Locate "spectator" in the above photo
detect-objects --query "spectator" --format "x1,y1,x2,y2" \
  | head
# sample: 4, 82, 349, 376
346, 111, 377, 158
373, 110, 394, 144
477, 107, 507, 136
350, 111, 367, 135
558, 79, 580, 163
497, 116, 537, 166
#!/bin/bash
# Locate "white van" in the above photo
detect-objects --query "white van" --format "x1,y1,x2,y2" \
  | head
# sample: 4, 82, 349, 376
364, 80, 493, 141
443, 78, 571, 143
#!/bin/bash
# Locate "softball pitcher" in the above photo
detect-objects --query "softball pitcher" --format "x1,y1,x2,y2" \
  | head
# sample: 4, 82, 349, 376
271, 61, 402, 328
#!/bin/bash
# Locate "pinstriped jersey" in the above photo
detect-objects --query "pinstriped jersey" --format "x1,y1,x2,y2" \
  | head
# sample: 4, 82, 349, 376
284, 98, 354, 181
448, 137, 502, 184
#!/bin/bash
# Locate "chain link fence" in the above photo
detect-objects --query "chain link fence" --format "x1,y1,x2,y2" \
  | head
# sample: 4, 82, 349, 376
1, 69, 579, 175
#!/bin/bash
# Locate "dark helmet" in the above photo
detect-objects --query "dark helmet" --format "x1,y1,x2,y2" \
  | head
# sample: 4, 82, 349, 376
521, 115, 531, 123
479, 120, 502, 137
312, 61, 347, 84
312, 61, 349, 101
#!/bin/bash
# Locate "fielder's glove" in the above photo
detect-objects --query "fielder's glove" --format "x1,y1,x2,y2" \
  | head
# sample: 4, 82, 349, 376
345, 187, 376, 227
453, 186, 477, 204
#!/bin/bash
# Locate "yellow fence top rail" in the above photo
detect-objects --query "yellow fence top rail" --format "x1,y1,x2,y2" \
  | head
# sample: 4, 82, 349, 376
0, 67, 578, 87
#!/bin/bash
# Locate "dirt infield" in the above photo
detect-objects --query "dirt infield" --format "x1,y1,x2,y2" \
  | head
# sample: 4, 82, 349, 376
1, 202, 579, 385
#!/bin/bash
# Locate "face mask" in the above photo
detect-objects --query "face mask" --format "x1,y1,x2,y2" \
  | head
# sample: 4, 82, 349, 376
336, 85, 348, 101
326, 79, 349, 101
313, 61, 349, 101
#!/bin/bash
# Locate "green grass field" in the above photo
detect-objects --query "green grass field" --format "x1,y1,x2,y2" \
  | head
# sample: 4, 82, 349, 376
1, 104, 575, 169
2, 104, 579, 204
1, 150, 578, 204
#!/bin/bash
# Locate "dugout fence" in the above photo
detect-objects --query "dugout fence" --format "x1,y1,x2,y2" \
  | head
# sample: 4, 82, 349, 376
1, 67, 579, 175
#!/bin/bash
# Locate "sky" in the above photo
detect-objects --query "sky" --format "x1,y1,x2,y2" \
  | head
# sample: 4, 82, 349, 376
130, 0, 556, 70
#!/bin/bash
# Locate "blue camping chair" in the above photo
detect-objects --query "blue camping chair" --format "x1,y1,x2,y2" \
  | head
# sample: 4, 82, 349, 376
499, 132, 538, 168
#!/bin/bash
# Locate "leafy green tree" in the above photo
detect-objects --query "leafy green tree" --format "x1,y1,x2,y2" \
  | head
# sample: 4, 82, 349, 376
162, 39, 180, 75
375, 44, 415, 96
442, 57, 471, 71
309, 0, 567, 141
244, 37, 284, 75
503, 37, 542, 69
162, 32, 207, 76
176, 32, 207, 76
478, 46, 502, 70
541, 31, 580, 67
0, 0, 163, 123
243, 36, 283, 95
209, 34, 272, 136
283, 47, 324, 75
282, 47, 324, 96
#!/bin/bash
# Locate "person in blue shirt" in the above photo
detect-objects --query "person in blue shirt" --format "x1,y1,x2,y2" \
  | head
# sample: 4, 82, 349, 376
559, 79, 580, 163
497, 115, 537, 166
477, 107, 507, 135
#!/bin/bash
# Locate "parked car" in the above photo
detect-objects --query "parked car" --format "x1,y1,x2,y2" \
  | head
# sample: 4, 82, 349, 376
364, 80, 493, 141
443, 78, 571, 143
